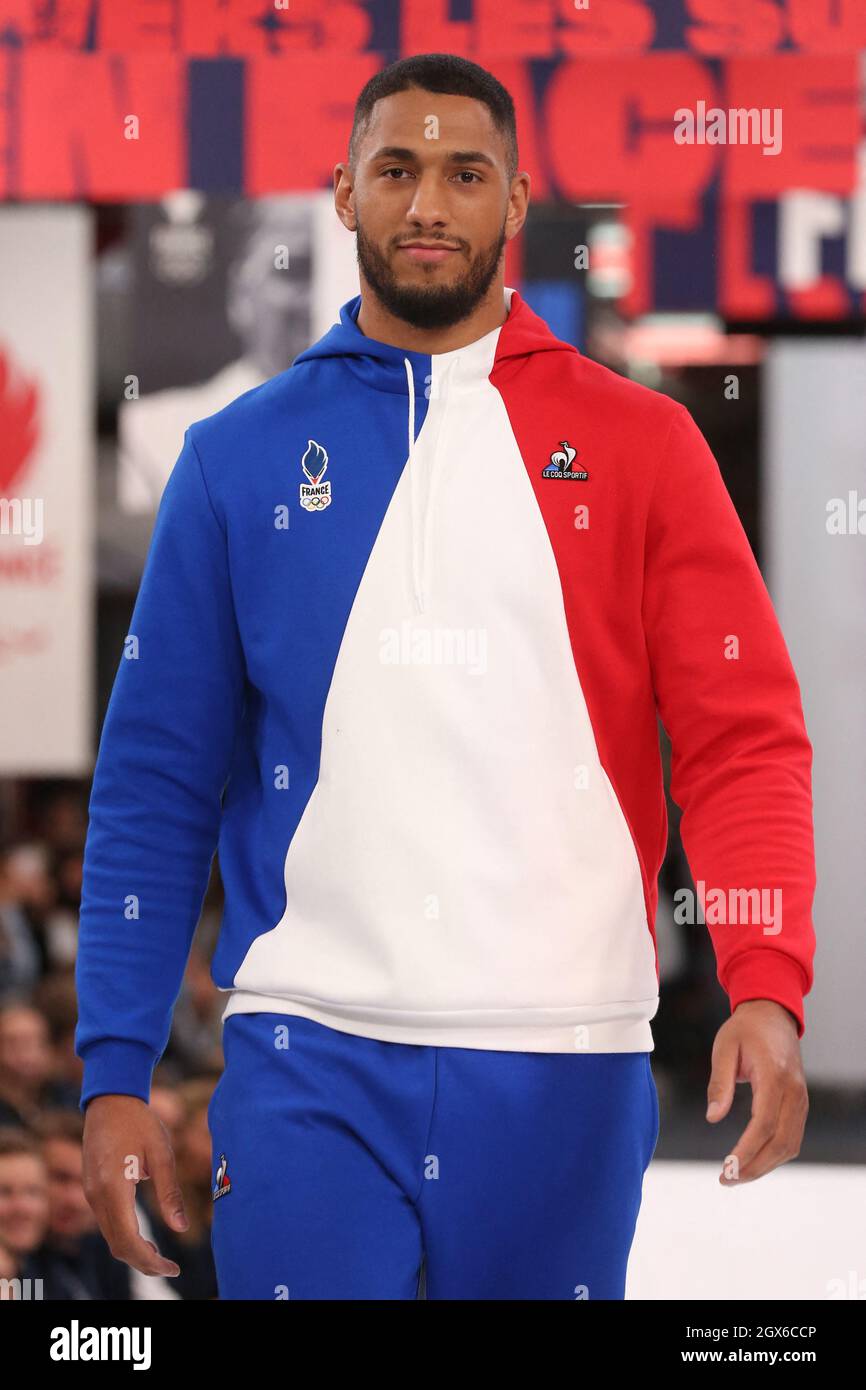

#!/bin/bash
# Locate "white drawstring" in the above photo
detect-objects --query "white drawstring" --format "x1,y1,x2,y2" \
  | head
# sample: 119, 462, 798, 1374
403, 355, 460, 615
403, 357, 423, 613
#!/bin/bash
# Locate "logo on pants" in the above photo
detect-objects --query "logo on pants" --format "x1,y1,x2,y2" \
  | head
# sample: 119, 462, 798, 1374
212, 1152, 232, 1200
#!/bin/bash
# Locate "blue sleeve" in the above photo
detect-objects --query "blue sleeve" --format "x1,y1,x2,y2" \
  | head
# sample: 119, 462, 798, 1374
75, 427, 246, 1108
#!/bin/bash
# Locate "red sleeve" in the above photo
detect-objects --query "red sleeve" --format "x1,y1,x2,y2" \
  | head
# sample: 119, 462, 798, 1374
642, 403, 816, 1038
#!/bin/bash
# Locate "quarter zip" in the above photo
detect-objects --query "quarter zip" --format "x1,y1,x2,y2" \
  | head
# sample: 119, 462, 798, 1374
403, 354, 460, 615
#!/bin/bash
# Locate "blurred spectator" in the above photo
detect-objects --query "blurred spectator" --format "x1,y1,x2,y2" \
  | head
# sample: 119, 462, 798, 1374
33, 785, 89, 854
0, 1128, 50, 1288
33, 974, 83, 1108
0, 780, 227, 1299
0, 1237, 18, 1296
149, 1082, 186, 1139
42, 845, 83, 970
21, 1111, 130, 1299
0, 1002, 75, 1127
0, 844, 50, 998
166, 945, 225, 1077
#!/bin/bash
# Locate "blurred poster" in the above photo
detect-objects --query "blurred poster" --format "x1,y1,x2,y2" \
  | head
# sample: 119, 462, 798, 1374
764, 340, 866, 1084
0, 207, 94, 774
116, 190, 357, 513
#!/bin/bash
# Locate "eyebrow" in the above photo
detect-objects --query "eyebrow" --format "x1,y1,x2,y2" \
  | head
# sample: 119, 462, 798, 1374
368, 146, 497, 169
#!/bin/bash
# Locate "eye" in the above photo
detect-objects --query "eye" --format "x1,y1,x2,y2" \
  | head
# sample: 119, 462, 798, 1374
454, 170, 482, 183
381, 167, 412, 179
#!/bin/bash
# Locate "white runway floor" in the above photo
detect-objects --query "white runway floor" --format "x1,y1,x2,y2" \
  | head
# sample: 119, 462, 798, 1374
627, 1162, 866, 1299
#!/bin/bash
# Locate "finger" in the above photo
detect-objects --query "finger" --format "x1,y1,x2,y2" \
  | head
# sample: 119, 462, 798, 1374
97, 1184, 181, 1278
144, 1131, 189, 1233
706, 1030, 740, 1122
88, 1156, 180, 1278
725, 1076, 808, 1184
719, 1066, 785, 1186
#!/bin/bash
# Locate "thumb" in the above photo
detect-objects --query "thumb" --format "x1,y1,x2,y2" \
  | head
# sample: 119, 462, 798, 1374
706, 1032, 739, 1122
146, 1131, 189, 1232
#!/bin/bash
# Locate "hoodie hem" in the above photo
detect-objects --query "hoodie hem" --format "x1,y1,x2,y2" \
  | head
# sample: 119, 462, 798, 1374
220, 990, 657, 1052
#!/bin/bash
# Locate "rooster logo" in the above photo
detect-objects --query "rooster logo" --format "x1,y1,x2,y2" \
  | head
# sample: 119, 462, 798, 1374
212, 1153, 232, 1200
542, 440, 588, 481
551, 441, 576, 469
299, 439, 332, 511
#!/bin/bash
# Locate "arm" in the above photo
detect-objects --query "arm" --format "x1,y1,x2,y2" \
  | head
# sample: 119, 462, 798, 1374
76, 427, 245, 1105
642, 404, 815, 1180
76, 427, 245, 1272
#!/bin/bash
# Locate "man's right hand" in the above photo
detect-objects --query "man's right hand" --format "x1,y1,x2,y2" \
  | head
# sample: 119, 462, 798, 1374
82, 1094, 189, 1277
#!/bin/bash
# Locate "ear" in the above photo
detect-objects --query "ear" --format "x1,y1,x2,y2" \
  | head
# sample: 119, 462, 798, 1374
334, 163, 357, 232
505, 170, 531, 242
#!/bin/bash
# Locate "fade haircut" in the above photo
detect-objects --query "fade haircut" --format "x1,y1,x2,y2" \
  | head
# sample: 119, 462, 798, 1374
349, 53, 519, 182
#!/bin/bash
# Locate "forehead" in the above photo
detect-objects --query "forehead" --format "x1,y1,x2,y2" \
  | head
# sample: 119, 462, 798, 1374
0, 1153, 46, 1182
360, 88, 505, 160
44, 1137, 81, 1164
0, 1010, 45, 1039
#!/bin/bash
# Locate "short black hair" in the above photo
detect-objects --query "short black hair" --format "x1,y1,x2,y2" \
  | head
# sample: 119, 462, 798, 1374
349, 53, 518, 181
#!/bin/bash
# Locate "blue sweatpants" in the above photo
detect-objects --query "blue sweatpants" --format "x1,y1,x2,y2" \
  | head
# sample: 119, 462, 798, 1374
207, 1012, 659, 1300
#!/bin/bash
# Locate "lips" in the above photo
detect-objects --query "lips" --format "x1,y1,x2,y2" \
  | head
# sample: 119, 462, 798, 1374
397, 242, 461, 264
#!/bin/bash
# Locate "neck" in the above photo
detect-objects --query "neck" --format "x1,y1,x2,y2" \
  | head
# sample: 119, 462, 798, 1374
355, 275, 508, 354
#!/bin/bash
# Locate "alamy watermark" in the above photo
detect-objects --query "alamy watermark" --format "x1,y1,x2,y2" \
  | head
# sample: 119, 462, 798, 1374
673, 880, 782, 935
0, 1276, 43, 1299
0, 496, 44, 545
49, 1320, 151, 1370
674, 102, 782, 157
379, 622, 487, 675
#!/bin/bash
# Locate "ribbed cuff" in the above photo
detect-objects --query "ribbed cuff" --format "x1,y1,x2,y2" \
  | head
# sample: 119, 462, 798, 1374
724, 949, 809, 1039
79, 1039, 159, 1111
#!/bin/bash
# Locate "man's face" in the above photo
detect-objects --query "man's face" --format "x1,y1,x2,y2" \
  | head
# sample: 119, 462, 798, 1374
341, 88, 519, 330
0, 1009, 52, 1089
0, 1155, 48, 1256
227, 219, 313, 377
43, 1139, 95, 1241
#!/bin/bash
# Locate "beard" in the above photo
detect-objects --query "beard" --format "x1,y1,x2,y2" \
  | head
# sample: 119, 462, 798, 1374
355, 214, 507, 330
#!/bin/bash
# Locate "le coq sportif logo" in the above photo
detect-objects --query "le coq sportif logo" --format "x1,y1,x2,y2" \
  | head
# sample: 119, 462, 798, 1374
542, 440, 588, 481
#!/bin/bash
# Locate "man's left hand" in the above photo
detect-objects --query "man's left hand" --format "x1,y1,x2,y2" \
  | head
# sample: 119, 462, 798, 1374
706, 999, 809, 1185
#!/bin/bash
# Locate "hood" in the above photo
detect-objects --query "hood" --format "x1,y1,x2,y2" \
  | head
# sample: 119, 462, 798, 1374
292, 288, 577, 613
293, 285, 573, 390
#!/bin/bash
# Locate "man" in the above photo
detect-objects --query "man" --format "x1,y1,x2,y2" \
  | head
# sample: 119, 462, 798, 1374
117, 194, 316, 515
0, 1002, 60, 1128
0, 1127, 49, 1291
77, 54, 815, 1300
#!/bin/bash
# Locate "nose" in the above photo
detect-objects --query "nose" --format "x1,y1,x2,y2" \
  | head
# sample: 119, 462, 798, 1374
404, 170, 450, 229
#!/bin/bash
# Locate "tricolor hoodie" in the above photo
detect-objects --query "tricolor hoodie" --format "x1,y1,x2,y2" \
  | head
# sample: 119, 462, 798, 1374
75, 287, 817, 1107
